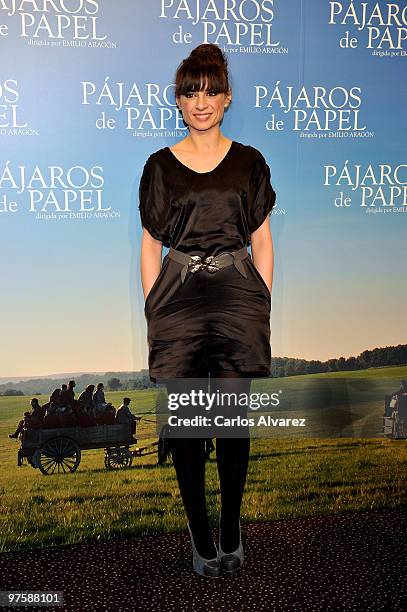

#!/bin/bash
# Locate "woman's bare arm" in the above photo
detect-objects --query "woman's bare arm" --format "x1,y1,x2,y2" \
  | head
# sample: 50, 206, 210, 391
140, 228, 163, 300
250, 219, 274, 294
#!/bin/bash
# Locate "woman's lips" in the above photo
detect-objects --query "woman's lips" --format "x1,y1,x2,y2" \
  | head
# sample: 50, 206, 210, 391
194, 113, 212, 121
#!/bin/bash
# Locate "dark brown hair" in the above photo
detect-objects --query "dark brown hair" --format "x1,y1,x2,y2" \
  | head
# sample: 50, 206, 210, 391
174, 43, 231, 99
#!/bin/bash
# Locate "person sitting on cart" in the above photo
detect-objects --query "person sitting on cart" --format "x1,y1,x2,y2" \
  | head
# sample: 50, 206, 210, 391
78, 384, 96, 417
74, 384, 97, 426
9, 398, 45, 438
46, 385, 67, 417
39, 387, 63, 416
42, 387, 67, 427
49, 387, 62, 405
59, 380, 76, 409
115, 398, 140, 435
93, 382, 113, 415
58, 380, 82, 424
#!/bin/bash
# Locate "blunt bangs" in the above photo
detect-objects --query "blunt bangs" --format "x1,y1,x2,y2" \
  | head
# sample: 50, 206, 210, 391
175, 67, 229, 98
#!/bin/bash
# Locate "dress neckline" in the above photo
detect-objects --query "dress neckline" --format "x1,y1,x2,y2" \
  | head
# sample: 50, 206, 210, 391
165, 140, 236, 175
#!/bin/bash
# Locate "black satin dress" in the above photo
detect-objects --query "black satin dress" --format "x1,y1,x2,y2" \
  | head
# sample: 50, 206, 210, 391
138, 140, 276, 383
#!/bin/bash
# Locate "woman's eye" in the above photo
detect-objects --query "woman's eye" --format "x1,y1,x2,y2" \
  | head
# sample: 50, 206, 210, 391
184, 91, 217, 98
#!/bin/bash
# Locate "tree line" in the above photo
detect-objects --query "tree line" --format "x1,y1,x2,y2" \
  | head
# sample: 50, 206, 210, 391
1, 344, 406, 396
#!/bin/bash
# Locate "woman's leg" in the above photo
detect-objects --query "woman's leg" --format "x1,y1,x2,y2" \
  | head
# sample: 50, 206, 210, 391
210, 371, 252, 553
164, 371, 217, 560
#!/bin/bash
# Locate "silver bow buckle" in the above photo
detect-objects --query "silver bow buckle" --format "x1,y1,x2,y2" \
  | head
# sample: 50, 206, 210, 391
188, 255, 220, 274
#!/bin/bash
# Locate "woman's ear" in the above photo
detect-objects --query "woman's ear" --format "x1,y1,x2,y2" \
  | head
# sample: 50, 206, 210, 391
225, 90, 232, 109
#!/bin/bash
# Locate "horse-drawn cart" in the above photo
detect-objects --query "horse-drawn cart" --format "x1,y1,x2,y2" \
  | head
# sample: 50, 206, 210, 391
18, 422, 160, 475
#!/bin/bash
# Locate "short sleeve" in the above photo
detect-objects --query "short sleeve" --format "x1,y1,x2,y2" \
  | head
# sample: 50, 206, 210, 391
247, 152, 276, 235
138, 154, 171, 247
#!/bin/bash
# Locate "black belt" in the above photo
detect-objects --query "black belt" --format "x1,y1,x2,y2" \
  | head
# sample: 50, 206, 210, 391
168, 246, 248, 284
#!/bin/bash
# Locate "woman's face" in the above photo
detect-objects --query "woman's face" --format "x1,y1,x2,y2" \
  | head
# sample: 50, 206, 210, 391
176, 85, 231, 132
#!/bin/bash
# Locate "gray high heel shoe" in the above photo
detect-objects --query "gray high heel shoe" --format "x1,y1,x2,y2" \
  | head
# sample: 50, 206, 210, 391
187, 523, 221, 578
218, 516, 244, 573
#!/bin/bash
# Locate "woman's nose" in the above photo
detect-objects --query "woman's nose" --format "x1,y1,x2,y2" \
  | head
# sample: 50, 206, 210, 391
195, 94, 208, 109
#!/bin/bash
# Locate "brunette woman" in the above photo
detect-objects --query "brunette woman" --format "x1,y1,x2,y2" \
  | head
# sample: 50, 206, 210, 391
139, 43, 276, 577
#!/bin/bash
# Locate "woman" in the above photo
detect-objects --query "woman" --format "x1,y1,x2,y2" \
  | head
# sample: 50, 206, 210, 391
139, 43, 276, 577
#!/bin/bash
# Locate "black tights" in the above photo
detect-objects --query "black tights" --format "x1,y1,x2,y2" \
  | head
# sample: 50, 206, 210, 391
164, 369, 251, 558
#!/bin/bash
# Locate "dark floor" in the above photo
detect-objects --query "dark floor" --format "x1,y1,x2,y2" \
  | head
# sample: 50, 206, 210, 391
0, 508, 406, 612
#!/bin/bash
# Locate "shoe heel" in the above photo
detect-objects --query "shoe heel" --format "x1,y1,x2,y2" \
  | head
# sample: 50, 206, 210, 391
218, 515, 244, 573
187, 523, 221, 578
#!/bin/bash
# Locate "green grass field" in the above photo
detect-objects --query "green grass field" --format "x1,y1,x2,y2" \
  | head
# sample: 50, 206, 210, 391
0, 366, 406, 553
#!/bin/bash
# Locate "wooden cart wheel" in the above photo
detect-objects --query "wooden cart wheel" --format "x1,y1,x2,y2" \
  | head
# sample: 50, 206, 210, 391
38, 436, 81, 475
105, 447, 133, 470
